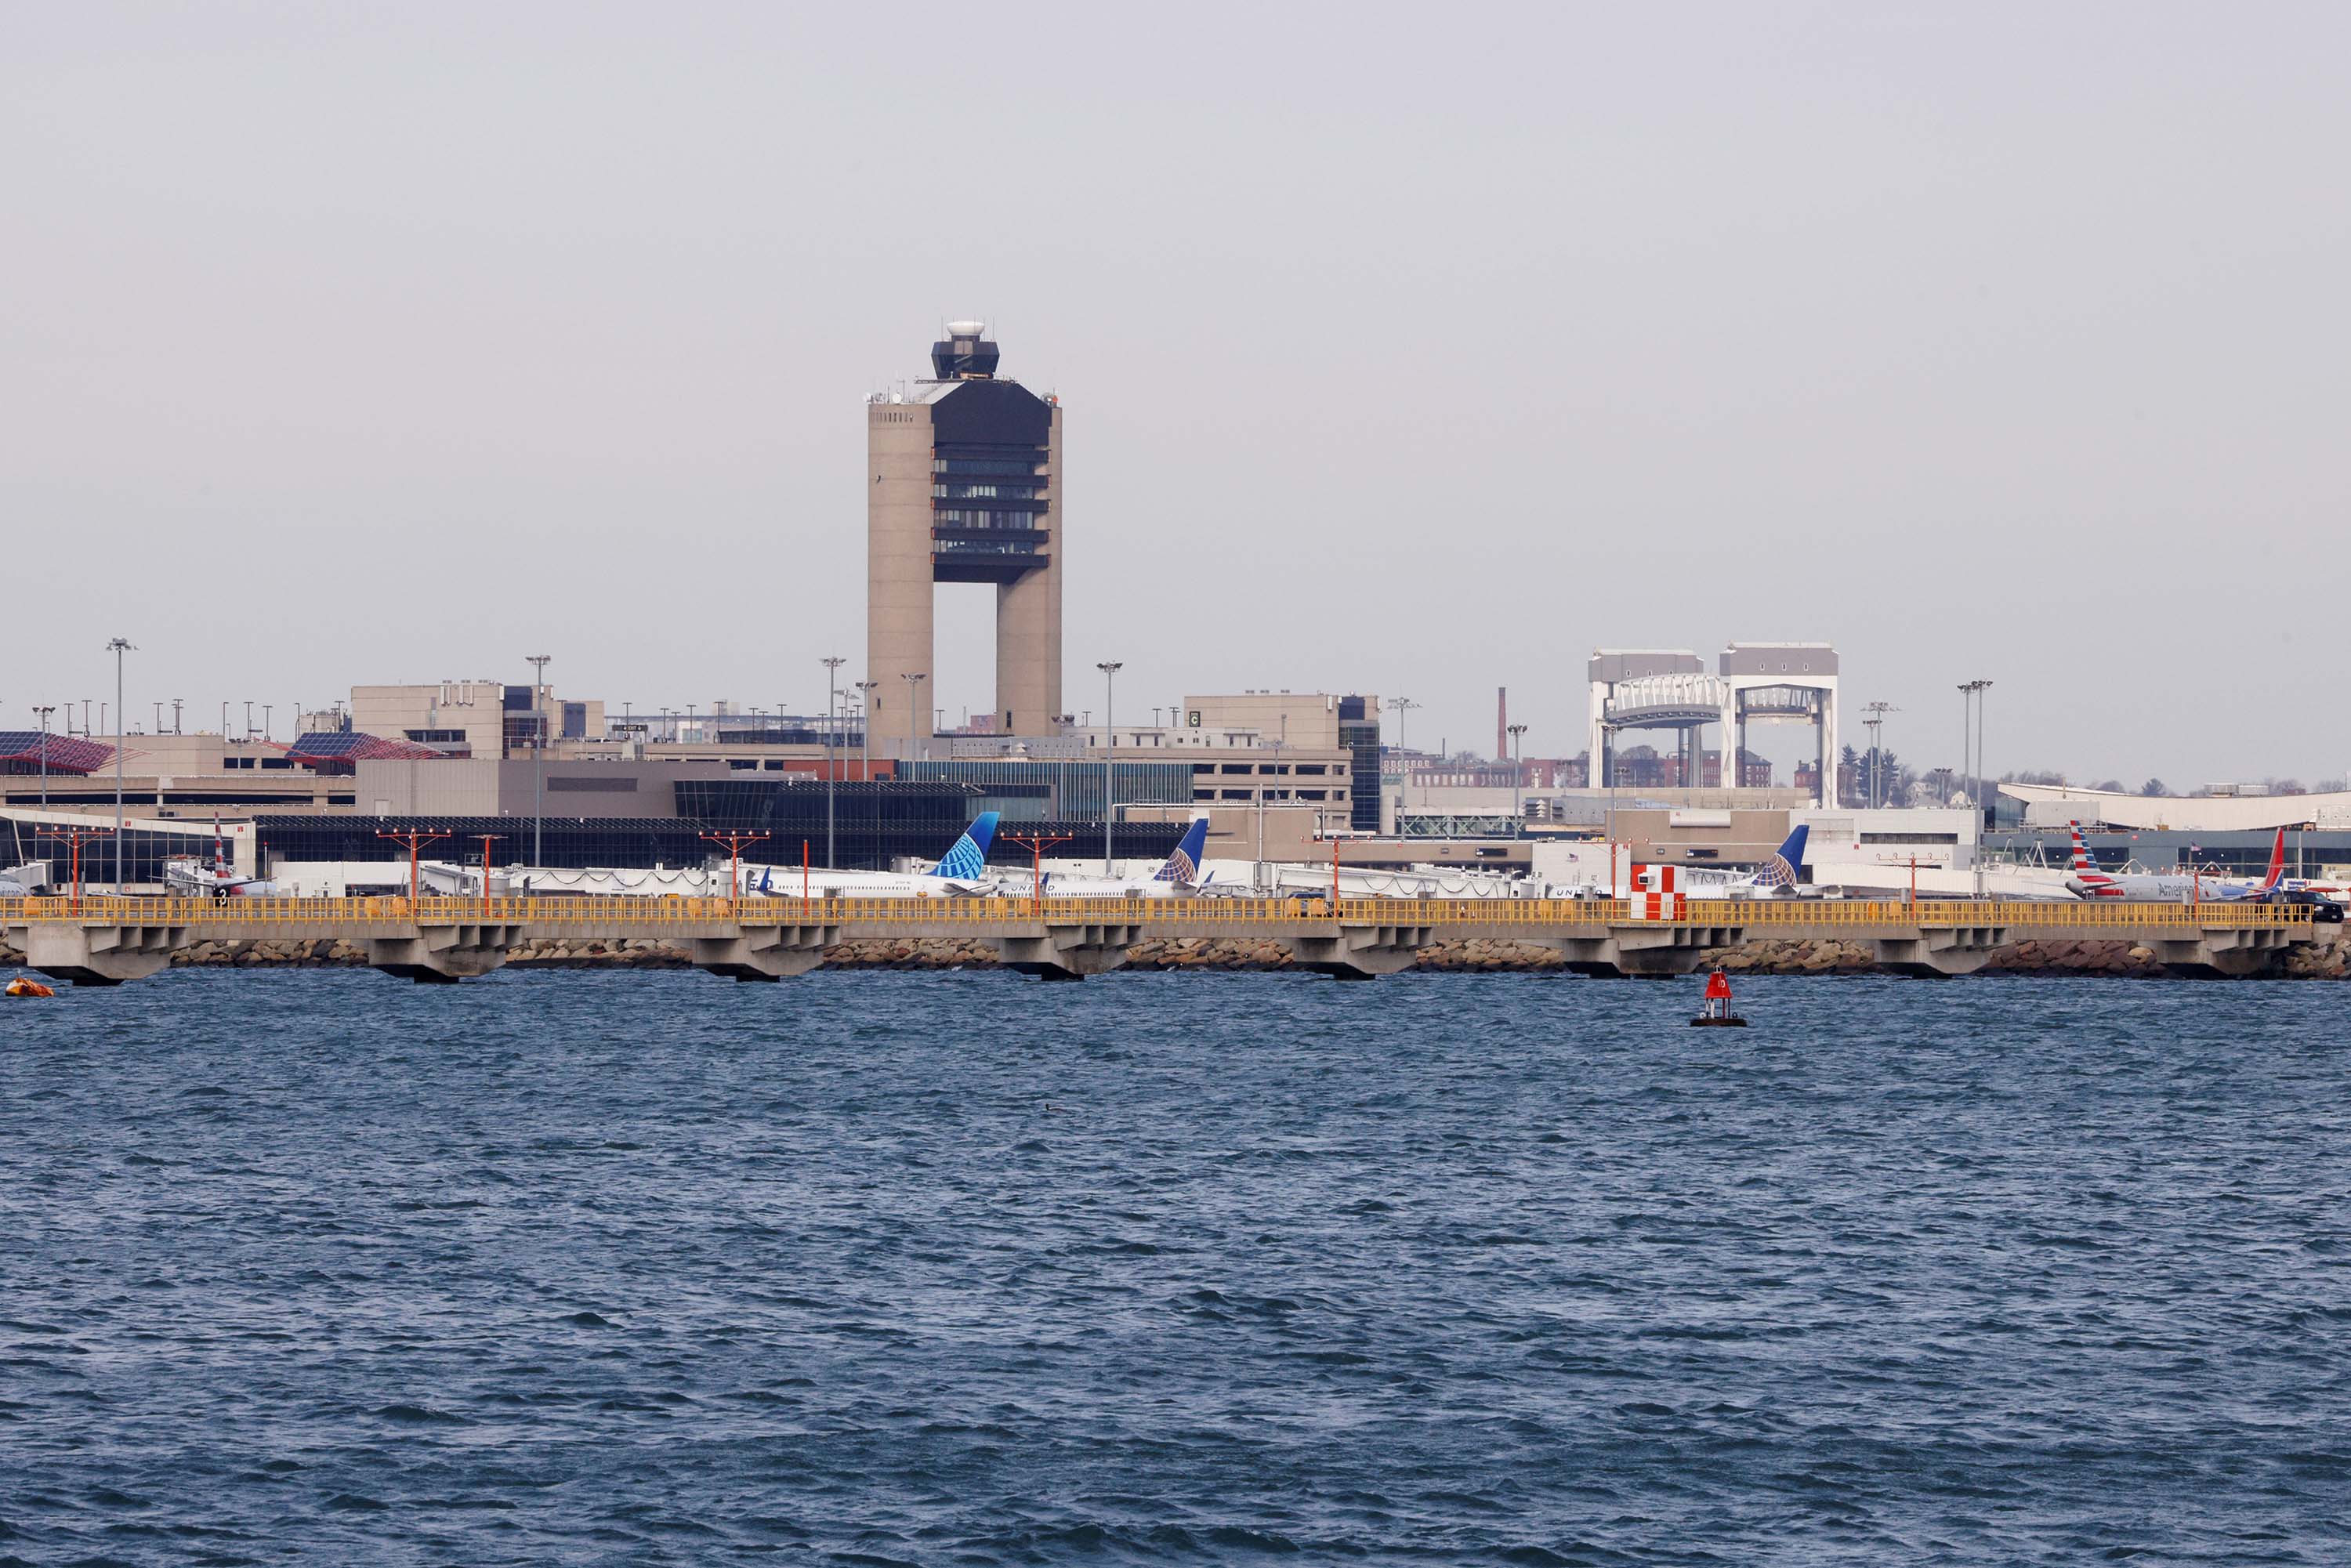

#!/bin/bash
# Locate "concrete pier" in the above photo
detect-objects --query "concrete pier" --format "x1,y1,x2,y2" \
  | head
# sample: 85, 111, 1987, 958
0, 894, 2318, 985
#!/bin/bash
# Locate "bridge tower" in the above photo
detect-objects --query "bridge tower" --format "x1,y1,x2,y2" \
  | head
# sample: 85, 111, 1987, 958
867, 322, 1063, 754
1588, 650, 1715, 790
1717, 643, 1838, 806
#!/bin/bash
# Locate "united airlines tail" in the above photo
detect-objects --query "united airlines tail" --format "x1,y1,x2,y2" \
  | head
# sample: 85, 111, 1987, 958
930, 812, 1000, 880
1152, 817, 1211, 884
1748, 824, 1808, 889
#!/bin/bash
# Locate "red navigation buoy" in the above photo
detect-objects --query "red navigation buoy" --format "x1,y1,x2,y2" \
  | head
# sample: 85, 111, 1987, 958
1691, 969, 1747, 1027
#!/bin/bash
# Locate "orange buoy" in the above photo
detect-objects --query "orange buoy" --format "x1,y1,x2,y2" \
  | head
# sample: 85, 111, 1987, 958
6, 976, 56, 998
1690, 969, 1746, 1028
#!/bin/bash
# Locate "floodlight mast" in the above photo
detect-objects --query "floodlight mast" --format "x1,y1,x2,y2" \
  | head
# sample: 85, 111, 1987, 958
107, 639, 132, 891
526, 655, 552, 867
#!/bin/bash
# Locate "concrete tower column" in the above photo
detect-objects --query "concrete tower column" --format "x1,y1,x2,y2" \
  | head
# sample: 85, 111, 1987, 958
867, 402, 938, 751
994, 404, 1063, 733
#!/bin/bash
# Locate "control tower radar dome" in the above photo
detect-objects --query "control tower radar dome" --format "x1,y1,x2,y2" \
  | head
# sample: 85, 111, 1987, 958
930, 320, 1001, 380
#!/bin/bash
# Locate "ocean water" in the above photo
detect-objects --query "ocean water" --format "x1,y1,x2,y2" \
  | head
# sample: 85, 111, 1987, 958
3, 968, 2349, 1566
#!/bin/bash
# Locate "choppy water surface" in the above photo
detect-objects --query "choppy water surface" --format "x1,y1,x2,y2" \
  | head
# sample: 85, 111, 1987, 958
4, 969, 2349, 1566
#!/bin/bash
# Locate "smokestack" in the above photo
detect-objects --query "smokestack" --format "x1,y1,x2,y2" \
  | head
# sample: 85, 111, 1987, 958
1496, 687, 1508, 764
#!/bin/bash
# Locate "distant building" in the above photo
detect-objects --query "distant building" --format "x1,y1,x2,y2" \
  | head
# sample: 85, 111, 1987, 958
1179, 693, 1382, 831
350, 680, 607, 760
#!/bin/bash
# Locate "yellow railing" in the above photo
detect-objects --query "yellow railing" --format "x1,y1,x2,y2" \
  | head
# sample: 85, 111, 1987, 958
0, 893, 2311, 931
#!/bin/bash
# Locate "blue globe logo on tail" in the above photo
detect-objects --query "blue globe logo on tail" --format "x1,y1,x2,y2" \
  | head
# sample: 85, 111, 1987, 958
1751, 824, 1807, 890
930, 812, 999, 881
1151, 818, 1212, 884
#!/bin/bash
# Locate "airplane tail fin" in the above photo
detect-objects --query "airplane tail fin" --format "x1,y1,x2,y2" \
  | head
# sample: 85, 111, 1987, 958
2260, 826, 2285, 891
930, 811, 1000, 880
2067, 821, 2101, 872
1750, 824, 1807, 889
1152, 817, 1211, 883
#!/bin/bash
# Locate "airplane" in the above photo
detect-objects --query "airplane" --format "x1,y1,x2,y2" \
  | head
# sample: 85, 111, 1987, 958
745, 811, 1006, 899
1031, 817, 1215, 898
2064, 821, 2280, 902
165, 817, 280, 900
1631, 825, 1811, 900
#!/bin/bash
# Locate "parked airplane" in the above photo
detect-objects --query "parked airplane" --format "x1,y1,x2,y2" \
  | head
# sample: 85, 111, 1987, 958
2065, 822, 2280, 902
1033, 817, 1215, 898
746, 812, 1005, 899
165, 818, 279, 900
1632, 825, 1811, 900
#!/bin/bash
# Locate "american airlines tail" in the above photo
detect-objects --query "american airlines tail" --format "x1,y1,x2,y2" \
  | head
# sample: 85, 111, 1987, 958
2067, 821, 2100, 873
930, 812, 1000, 880
1151, 818, 1211, 884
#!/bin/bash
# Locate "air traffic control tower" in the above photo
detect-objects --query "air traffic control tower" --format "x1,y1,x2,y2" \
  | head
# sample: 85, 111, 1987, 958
866, 321, 1063, 749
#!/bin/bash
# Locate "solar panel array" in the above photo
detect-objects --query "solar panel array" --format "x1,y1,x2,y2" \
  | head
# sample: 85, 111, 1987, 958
0, 732, 118, 773
285, 731, 443, 762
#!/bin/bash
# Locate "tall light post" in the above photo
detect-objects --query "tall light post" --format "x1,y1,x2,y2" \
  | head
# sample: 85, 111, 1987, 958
1957, 678, 1992, 896
853, 680, 878, 872
854, 681, 877, 780
900, 672, 927, 763
1976, 680, 1992, 829
1096, 661, 1122, 874
1390, 696, 1420, 758
107, 638, 132, 892
1958, 679, 1992, 817
33, 705, 53, 811
821, 656, 846, 869
526, 654, 552, 867
1507, 722, 1528, 835
1862, 705, 1900, 818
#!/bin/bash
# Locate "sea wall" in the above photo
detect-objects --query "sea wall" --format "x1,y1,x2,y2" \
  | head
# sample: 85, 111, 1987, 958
3, 931, 2344, 977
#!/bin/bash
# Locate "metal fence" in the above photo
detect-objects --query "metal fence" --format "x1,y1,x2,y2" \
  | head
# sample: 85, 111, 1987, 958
0, 894, 2313, 932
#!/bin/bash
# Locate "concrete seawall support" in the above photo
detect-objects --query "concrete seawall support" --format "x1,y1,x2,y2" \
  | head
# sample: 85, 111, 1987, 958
1287, 922, 1434, 980
22, 924, 186, 986
691, 924, 838, 981
1871, 924, 2011, 979
367, 925, 522, 983
994, 922, 1146, 980
1547, 925, 1745, 979
2151, 927, 2296, 980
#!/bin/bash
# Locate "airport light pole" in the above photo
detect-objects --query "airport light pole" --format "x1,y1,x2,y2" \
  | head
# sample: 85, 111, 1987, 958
1096, 661, 1122, 874
526, 654, 551, 867
1975, 680, 1991, 830
854, 679, 878, 871
854, 681, 877, 780
1390, 696, 1419, 758
1957, 679, 1992, 897
34, 705, 53, 810
1860, 701, 1897, 809
900, 671, 927, 763
1507, 722, 1528, 835
107, 638, 132, 892
822, 656, 846, 870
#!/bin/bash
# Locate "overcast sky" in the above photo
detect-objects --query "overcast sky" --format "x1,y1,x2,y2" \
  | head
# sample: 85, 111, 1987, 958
5, 2, 2346, 787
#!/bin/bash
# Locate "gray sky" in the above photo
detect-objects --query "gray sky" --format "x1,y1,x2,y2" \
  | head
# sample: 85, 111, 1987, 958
5, 2, 2346, 787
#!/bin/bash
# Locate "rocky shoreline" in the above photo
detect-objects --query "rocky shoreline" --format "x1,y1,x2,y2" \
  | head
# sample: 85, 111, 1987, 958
5, 932, 2346, 978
